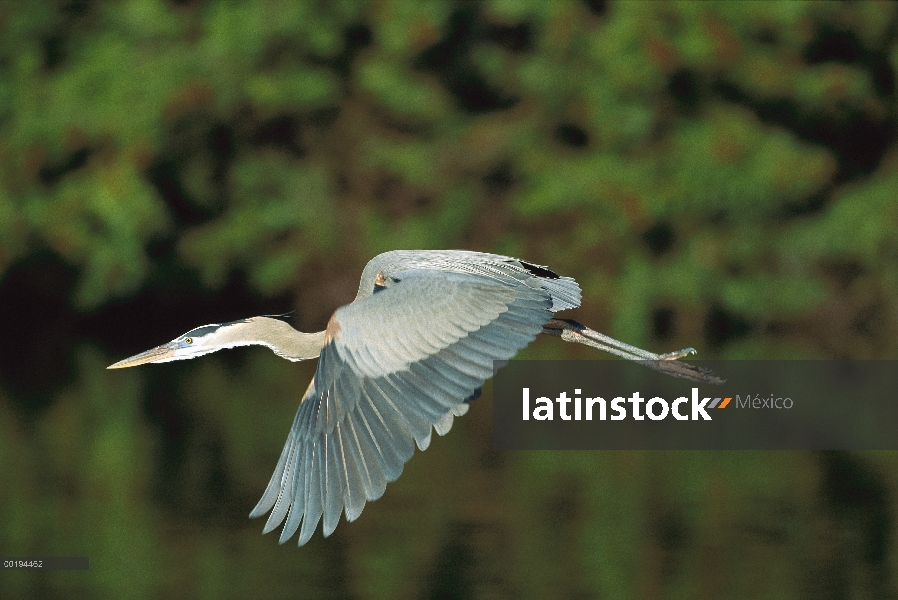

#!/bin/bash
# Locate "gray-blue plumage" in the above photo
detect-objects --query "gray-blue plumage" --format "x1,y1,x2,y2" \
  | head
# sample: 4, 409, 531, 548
108, 249, 717, 547
249, 251, 581, 545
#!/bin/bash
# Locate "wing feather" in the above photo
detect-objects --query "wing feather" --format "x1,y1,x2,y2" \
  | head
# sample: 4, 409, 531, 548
262, 440, 296, 534
433, 411, 455, 436
337, 422, 368, 522
323, 431, 343, 536
250, 430, 293, 520
359, 382, 415, 472
408, 358, 477, 397
278, 444, 306, 542
297, 445, 323, 546
252, 269, 554, 544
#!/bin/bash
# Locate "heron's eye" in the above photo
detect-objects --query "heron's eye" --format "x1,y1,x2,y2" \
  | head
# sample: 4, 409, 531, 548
185, 337, 193, 344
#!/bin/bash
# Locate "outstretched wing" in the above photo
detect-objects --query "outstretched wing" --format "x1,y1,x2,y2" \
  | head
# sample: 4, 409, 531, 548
249, 269, 554, 545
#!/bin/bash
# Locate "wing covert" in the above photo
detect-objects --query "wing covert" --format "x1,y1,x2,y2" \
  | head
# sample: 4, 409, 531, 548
249, 269, 553, 545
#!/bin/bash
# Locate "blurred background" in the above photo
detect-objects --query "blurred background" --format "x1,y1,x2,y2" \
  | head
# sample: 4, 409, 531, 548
2, 0, 897, 598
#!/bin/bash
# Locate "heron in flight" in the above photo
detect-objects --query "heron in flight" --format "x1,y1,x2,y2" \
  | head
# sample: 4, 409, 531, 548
108, 250, 719, 546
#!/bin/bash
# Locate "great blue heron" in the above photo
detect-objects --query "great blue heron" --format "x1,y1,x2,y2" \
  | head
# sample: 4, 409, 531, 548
108, 249, 719, 546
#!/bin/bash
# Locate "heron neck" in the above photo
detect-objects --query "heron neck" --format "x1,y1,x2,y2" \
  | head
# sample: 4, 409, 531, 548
268, 329, 327, 361
221, 317, 326, 361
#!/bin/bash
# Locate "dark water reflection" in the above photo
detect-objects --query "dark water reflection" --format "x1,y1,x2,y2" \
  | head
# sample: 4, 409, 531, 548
1, 344, 896, 599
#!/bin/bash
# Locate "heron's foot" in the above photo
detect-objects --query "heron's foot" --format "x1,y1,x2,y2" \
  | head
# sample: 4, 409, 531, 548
646, 359, 726, 385
658, 347, 696, 361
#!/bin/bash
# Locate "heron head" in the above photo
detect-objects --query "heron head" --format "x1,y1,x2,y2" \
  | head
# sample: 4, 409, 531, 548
107, 320, 250, 369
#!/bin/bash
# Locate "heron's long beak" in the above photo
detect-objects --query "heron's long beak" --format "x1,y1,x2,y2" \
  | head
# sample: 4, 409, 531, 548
107, 344, 175, 369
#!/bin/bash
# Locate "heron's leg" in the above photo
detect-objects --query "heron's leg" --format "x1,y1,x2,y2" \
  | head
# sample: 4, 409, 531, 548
542, 326, 649, 361
542, 319, 723, 385
542, 319, 692, 360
